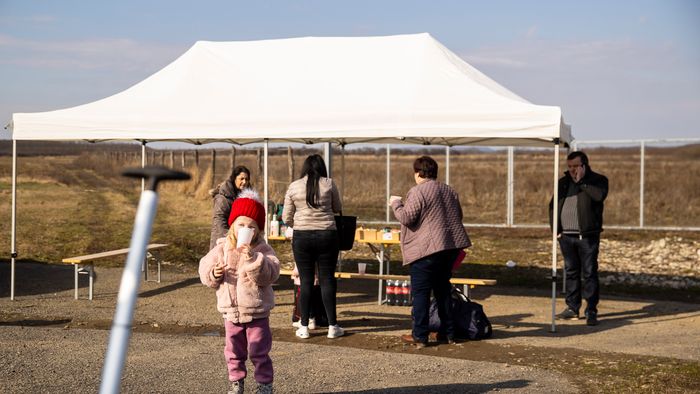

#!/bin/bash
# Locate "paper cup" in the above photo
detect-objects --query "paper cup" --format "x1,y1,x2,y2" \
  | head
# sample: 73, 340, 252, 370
236, 227, 255, 248
357, 263, 367, 275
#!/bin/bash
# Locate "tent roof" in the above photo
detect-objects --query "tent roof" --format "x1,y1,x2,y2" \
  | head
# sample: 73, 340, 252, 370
10, 33, 571, 147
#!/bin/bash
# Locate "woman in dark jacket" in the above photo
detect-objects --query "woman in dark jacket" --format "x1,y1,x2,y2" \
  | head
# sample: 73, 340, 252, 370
210, 165, 251, 249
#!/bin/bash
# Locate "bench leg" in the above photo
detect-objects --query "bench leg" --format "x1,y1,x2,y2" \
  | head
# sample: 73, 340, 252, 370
145, 251, 162, 283
463, 284, 469, 298
143, 255, 149, 282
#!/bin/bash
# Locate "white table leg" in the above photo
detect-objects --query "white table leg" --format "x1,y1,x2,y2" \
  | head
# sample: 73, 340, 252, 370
74, 265, 79, 300
88, 265, 94, 300
378, 246, 384, 305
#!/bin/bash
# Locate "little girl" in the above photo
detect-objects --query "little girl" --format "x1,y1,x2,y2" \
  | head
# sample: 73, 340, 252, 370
199, 189, 280, 394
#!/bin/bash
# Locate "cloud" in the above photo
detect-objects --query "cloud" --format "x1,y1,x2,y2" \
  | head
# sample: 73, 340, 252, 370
461, 38, 683, 73
0, 34, 186, 72
525, 25, 538, 39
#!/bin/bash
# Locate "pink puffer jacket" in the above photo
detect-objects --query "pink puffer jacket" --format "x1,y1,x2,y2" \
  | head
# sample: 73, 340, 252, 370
199, 237, 281, 324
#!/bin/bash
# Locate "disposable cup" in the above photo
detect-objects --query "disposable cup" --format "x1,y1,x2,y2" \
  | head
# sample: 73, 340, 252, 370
358, 263, 367, 275
236, 227, 254, 248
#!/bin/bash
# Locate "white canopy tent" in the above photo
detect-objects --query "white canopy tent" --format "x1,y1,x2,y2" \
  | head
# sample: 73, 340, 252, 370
8, 33, 570, 331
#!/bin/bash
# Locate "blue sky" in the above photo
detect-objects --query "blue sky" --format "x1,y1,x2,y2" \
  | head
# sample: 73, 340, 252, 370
1, 0, 699, 141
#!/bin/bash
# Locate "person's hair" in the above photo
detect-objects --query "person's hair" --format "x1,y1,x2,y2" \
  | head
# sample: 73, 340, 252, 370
299, 154, 328, 209
229, 165, 251, 196
413, 156, 438, 179
567, 151, 589, 168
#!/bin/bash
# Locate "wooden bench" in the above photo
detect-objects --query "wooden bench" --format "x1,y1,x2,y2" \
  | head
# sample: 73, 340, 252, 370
62, 243, 168, 300
279, 269, 496, 301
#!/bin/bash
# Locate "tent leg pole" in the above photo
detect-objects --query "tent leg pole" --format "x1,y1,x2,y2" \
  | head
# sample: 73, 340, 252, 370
640, 141, 645, 228
385, 144, 391, 223
445, 146, 450, 185
324, 142, 332, 177
141, 141, 146, 192
507, 146, 514, 226
10, 140, 17, 300
264, 140, 269, 242
550, 141, 560, 333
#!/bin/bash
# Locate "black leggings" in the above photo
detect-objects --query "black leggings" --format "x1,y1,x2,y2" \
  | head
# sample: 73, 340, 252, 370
292, 230, 339, 326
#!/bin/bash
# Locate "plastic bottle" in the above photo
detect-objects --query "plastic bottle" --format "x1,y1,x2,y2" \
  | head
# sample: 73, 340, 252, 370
401, 280, 410, 307
388, 280, 397, 306
270, 214, 280, 237
385, 280, 393, 305
407, 281, 412, 306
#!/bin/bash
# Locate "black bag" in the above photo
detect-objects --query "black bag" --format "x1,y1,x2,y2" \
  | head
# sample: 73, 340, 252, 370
428, 286, 492, 340
292, 284, 329, 327
334, 213, 357, 251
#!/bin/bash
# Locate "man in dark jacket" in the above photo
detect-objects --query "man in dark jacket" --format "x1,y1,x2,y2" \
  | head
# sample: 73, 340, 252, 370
549, 151, 608, 326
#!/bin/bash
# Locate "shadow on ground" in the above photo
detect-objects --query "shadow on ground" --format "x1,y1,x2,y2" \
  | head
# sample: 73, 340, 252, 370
334, 379, 531, 394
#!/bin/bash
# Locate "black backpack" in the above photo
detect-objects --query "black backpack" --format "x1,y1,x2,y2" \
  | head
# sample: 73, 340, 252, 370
428, 286, 493, 340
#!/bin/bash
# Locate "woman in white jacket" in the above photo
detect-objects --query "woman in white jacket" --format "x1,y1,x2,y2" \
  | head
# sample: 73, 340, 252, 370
282, 154, 344, 339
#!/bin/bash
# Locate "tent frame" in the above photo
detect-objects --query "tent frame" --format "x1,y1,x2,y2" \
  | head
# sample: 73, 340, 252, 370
8, 137, 565, 332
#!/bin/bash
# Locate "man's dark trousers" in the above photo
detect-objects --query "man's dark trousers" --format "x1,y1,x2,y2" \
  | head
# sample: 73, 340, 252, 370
559, 234, 600, 315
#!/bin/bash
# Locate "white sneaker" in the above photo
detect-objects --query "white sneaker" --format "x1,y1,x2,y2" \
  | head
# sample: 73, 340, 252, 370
292, 318, 316, 329
327, 324, 344, 338
295, 326, 310, 339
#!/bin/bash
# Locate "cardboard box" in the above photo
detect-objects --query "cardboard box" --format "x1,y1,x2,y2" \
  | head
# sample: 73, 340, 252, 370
377, 230, 400, 242
356, 228, 377, 241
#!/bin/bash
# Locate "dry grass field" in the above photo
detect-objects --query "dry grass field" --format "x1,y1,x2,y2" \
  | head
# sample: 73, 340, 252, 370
1, 141, 699, 297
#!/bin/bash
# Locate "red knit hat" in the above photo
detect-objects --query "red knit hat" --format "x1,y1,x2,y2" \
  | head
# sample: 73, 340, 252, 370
228, 189, 266, 231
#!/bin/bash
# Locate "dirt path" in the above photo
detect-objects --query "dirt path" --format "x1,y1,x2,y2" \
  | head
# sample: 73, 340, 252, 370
1, 262, 699, 392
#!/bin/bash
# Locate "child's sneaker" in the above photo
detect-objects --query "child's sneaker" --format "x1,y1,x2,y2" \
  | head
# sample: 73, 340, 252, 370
228, 379, 244, 394
327, 324, 344, 338
295, 326, 310, 339
255, 382, 273, 394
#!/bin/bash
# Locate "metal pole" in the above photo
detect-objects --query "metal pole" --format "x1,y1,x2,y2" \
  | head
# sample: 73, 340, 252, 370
445, 146, 450, 185
385, 144, 391, 223
340, 145, 345, 200
10, 140, 17, 300
324, 142, 332, 177
100, 191, 159, 394
264, 140, 269, 242
141, 142, 146, 192
550, 142, 560, 333
507, 146, 514, 226
99, 168, 188, 394
639, 141, 645, 228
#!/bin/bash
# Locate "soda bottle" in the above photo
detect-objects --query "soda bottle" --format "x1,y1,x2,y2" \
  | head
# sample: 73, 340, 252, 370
389, 280, 397, 306
385, 280, 394, 306
401, 280, 410, 307
407, 281, 412, 306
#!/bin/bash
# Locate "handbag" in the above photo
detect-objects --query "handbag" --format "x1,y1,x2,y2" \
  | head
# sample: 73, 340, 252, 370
334, 212, 357, 251
428, 285, 493, 340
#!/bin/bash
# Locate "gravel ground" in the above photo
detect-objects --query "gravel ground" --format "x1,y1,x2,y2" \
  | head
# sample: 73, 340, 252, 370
0, 326, 572, 393
1, 261, 699, 393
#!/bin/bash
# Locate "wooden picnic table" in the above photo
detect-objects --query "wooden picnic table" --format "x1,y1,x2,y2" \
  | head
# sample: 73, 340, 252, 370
62, 243, 168, 300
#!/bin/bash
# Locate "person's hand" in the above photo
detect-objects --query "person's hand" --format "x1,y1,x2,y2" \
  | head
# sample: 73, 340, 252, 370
574, 164, 586, 183
238, 244, 254, 260
389, 195, 402, 206
213, 261, 225, 279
